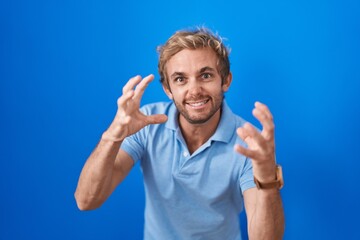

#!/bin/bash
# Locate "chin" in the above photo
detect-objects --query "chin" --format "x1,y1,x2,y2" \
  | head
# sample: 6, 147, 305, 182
185, 117, 211, 125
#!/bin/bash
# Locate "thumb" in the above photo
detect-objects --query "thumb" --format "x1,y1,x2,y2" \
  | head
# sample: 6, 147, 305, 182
146, 114, 168, 125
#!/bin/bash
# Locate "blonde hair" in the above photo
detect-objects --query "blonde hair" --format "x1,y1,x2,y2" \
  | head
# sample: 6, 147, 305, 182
157, 27, 230, 89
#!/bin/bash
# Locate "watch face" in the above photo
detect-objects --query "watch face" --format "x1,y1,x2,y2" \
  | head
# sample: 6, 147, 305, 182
277, 165, 284, 189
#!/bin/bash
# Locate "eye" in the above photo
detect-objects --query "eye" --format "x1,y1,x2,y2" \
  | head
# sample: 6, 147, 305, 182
175, 77, 185, 83
201, 73, 212, 79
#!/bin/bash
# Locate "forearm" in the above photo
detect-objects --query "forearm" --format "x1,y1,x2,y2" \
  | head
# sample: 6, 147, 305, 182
248, 189, 285, 240
235, 102, 284, 238
74, 74, 167, 210
74, 134, 122, 210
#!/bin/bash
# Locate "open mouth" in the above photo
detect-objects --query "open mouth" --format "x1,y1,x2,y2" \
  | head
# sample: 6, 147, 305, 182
186, 99, 210, 108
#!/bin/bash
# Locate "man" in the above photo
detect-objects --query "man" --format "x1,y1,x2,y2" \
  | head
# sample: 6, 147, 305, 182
75, 27, 285, 239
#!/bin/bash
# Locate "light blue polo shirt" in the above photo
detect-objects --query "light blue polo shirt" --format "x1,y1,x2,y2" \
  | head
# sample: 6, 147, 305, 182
121, 101, 255, 240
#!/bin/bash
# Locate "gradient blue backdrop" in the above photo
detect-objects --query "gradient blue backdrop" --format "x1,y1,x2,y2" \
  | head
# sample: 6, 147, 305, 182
1, 0, 360, 239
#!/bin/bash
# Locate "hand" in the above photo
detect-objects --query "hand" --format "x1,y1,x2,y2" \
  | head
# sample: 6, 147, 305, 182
103, 74, 168, 142
234, 102, 276, 182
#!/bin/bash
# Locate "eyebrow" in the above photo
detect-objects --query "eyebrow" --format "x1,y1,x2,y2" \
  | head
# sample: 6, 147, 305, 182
170, 72, 185, 79
199, 66, 216, 73
170, 66, 216, 79
169, 72, 186, 82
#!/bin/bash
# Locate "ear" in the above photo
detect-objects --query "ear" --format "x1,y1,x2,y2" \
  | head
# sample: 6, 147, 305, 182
162, 84, 173, 100
222, 72, 232, 92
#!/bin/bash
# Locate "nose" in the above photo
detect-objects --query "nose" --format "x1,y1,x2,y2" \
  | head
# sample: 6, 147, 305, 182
187, 78, 203, 96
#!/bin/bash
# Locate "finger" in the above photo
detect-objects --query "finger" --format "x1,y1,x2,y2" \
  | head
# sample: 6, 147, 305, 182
242, 123, 267, 148
234, 144, 260, 159
255, 101, 273, 121
236, 127, 248, 142
133, 74, 154, 100
117, 89, 135, 109
252, 108, 275, 140
122, 75, 142, 95
236, 127, 253, 146
145, 114, 168, 125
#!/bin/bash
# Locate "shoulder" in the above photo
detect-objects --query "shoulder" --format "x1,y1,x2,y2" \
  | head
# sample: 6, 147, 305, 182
233, 114, 248, 129
222, 101, 248, 128
139, 101, 177, 134
140, 101, 173, 115
221, 103, 250, 148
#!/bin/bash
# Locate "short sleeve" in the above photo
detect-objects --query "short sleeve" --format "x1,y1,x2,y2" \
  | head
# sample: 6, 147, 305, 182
239, 157, 256, 193
120, 106, 150, 164
120, 129, 146, 164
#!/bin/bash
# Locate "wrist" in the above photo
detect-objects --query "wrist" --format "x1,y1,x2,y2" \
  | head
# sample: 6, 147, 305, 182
101, 129, 125, 143
254, 164, 284, 190
252, 162, 277, 182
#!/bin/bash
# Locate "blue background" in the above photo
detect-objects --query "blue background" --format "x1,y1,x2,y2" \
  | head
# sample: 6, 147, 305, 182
1, 0, 359, 239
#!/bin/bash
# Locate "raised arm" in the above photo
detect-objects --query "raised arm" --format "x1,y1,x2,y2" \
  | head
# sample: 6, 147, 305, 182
234, 102, 285, 239
74, 74, 167, 210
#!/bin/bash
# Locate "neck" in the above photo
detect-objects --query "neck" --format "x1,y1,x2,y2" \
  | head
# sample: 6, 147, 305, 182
179, 108, 221, 154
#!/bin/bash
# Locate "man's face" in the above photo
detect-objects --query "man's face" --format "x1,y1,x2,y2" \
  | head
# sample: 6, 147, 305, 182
163, 47, 232, 125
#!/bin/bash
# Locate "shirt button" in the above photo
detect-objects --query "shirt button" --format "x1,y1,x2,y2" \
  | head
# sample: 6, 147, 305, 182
183, 151, 189, 157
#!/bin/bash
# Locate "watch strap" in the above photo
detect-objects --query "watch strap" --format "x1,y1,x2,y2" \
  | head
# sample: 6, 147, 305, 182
254, 165, 284, 190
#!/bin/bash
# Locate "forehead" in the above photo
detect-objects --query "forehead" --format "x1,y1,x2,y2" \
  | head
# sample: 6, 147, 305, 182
165, 48, 219, 75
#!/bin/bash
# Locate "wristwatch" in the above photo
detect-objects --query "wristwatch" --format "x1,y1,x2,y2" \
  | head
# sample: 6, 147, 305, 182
254, 165, 284, 190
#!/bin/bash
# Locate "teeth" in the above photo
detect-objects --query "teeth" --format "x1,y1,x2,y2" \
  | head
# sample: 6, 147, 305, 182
188, 100, 208, 107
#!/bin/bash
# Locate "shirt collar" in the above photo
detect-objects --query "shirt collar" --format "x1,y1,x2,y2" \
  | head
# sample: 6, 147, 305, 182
165, 102, 179, 131
165, 101, 236, 143
211, 101, 236, 143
